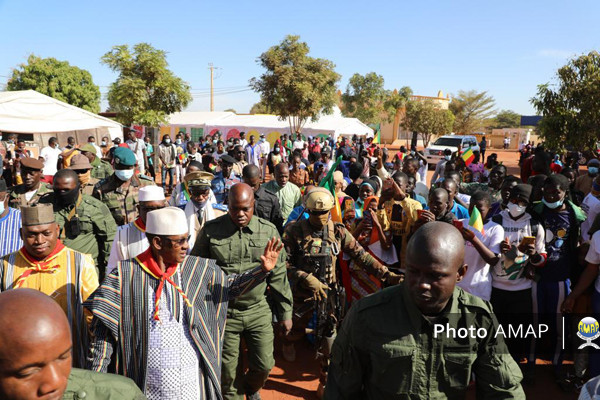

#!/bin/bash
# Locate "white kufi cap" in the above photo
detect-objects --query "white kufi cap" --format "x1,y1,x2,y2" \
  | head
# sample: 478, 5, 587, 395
139, 186, 166, 202
146, 207, 188, 236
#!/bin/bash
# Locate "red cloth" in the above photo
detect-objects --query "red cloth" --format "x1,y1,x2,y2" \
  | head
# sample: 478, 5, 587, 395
20, 240, 65, 264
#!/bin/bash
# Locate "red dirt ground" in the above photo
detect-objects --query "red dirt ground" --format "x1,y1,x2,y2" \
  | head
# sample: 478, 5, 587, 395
259, 149, 578, 400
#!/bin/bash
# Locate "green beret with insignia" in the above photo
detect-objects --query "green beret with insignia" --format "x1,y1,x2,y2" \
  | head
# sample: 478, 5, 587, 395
113, 147, 137, 167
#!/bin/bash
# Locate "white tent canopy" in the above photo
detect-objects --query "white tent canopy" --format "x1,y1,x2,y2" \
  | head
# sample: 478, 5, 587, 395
0, 90, 122, 139
162, 106, 373, 144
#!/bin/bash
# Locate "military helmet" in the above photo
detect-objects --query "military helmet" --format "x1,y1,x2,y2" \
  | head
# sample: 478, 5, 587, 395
305, 187, 334, 212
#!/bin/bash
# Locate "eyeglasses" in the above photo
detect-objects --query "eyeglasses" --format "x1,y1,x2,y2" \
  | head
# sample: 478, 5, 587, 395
163, 236, 190, 247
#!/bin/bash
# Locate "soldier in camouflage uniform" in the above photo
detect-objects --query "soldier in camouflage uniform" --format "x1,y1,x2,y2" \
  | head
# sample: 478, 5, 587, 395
282, 187, 402, 398
80, 143, 114, 180
8, 157, 52, 208
92, 147, 154, 226
68, 154, 99, 196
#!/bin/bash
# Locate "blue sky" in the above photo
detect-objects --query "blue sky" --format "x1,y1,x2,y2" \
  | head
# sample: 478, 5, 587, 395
1, 0, 598, 116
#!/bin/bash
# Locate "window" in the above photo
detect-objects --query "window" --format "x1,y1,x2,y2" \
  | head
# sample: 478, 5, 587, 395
433, 137, 462, 147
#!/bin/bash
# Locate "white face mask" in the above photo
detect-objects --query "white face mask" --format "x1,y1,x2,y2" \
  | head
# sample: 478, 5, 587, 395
176, 139, 182, 144
507, 202, 527, 218
165, 139, 171, 144
101, 141, 107, 146
115, 169, 134, 181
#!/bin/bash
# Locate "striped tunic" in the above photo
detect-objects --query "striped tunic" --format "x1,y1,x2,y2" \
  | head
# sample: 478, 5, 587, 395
85, 255, 269, 399
0, 207, 22, 257
0, 248, 99, 368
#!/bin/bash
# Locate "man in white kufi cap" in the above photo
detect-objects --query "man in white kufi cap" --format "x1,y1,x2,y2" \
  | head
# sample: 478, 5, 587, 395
105, 185, 166, 275
86, 207, 284, 399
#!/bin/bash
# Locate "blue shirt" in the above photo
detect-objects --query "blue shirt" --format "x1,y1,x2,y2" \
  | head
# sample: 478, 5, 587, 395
0, 207, 22, 257
211, 171, 240, 204
411, 192, 428, 209
286, 205, 309, 226
451, 201, 470, 220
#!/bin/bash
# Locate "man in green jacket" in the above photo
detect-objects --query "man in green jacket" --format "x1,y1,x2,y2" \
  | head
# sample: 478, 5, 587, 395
191, 183, 293, 400
40, 169, 117, 276
325, 222, 525, 399
0, 289, 145, 400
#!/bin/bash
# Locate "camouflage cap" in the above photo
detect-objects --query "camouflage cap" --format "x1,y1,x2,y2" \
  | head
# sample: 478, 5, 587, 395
305, 187, 334, 212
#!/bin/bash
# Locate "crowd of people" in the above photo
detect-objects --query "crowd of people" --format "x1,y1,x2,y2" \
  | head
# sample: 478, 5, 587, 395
1, 127, 600, 399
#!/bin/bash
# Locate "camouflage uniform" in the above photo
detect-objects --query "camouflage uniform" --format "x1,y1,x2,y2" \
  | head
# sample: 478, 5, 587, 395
81, 178, 100, 196
91, 159, 114, 180
282, 217, 396, 390
8, 182, 52, 208
92, 174, 155, 226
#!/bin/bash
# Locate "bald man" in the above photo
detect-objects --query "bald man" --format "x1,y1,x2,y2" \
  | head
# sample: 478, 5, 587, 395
191, 183, 293, 400
262, 162, 301, 220
242, 164, 284, 234
326, 222, 525, 399
0, 289, 144, 400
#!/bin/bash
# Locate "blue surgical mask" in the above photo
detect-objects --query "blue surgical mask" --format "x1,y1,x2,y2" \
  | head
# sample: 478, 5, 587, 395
444, 155, 451, 161
115, 169, 134, 181
542, 197, 564, 209
589, 167, 599, 176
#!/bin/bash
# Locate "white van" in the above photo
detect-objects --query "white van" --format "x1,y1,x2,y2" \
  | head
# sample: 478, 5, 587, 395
425, 135, 480, 165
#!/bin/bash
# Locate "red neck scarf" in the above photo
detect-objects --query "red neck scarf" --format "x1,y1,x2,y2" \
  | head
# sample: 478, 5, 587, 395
15, 240, 66, 288
135, 248, 191, 320
133, 217, 146, 232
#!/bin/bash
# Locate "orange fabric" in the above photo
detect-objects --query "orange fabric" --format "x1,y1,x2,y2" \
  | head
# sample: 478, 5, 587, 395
15, 240, 66, 288
135, 248, 191, 320
362, 196, 380, 244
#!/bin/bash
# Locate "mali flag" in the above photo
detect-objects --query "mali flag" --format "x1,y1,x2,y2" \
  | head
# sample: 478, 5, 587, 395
319, 156, 343, 223
469, 206, 484, 235
461, 146, 475, 166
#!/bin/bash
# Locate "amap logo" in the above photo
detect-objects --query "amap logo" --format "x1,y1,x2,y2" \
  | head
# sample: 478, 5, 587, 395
578, 317, 600, 349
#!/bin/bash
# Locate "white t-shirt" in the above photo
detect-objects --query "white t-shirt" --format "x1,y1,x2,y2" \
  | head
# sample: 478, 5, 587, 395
456, 218, 504, 301
581, 193, 600, 242
39, 146, 62, 176
239, 139, 248, 148
491, 211, 546, 291
126, 138, 146, 164
584, 231, 600, 293
212, 151, 226, 161
293, 139, 305, 150
417, 160, 428, 185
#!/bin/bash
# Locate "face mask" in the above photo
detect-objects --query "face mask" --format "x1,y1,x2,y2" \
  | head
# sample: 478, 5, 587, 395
444, 155, 451, 161
0, 201, 5, 215
115, 169, 134, 181
165, 139, 171, 144
101, 141, 107, 146
55, 187, 80, 206
507, 202, 527, 218
589, 167, 599, 176
542, 197, 564, 209
78, 171, 91, 186
310, 213, 330, 228
176, 139, 182, 145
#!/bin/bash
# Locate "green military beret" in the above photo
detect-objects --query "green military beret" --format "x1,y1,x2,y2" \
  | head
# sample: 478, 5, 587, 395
113, 147, 136, 167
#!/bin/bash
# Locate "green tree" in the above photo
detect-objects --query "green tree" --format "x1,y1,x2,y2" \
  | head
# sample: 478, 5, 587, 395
402, 100, 455, 147
250, 35, 340, 134
342, 72, 388, 124
7, 55, 100, 113
531, 51, 600, 150
249, 101, 271, 114
101, 43, 192, 126
492, 109, 521, 128
449, 90, 495, 134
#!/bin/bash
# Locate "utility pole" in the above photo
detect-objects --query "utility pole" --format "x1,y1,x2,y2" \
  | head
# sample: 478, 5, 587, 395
208, 63, 214, 111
